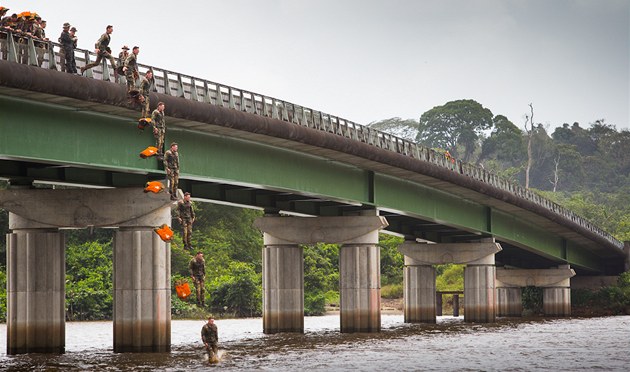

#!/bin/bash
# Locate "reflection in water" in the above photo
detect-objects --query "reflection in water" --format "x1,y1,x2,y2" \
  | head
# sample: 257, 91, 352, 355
1, 315, 629, 371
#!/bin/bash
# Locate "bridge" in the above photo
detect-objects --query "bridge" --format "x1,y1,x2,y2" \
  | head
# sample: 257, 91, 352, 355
1, 33, 628, 354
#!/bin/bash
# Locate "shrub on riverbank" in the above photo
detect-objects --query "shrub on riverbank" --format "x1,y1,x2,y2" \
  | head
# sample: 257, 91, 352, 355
382, 284, 403, 299
572, 272, 630, 316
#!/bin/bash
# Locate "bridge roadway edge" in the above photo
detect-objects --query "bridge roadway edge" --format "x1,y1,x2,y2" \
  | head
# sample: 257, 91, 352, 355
0, 60, 625, 274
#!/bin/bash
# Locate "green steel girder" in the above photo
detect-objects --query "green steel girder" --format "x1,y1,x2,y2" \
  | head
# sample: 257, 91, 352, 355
0, 94, 620, 273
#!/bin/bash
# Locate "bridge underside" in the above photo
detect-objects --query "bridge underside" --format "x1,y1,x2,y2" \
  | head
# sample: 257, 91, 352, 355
0, 61, 625, 275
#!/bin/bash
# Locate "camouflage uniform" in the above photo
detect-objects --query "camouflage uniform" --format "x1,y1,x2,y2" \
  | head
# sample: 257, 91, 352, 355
201, 322, 218, 357
151, 107, 166, 154
124, 51, 138, 92
0, 15, 18, 60
32, 20, 47, 67
138, 76, 152, 117
15, 17, 32, 64
177, 199, 195, 250
189, 256, 206, 306
82, 32, 117, 73
58, 27, 76, 73
164, 147, 179, 199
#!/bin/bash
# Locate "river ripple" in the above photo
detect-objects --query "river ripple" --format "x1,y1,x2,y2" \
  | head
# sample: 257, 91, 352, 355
1, 315, 629, 371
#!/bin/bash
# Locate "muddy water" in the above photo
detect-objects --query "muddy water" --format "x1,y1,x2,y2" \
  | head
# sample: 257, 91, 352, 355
1, 315, 629, 371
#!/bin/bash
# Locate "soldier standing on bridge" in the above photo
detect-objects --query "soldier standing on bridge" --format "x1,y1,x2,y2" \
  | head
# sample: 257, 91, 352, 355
58, 23, 76, 74
123, 46, 139, 93
164, 142, 179, 200
138, 69, 153, 118
81, 25, 117, 76
118, 45, 129, 70
151, 101, 166, 156
177, 192, 195, 251
201, 317, 219, 361
189, 251, 206, 307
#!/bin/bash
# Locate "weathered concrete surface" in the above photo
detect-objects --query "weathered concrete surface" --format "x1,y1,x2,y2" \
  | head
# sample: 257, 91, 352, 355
496, 266, 575, 288
6, 226, 65, 354
495, 266, 575, 317
399, 242, 502, 265
256, 215, 387, 333
113, 221, 171, 352
0, 188, 172, 228
262, 245, 304, 333
254, 216, 388, 245
497, 287, 523, 317
543, 288, 571, 316
403, 265, 436, 323
340, 244, 381, 332
464, 265, 497, 323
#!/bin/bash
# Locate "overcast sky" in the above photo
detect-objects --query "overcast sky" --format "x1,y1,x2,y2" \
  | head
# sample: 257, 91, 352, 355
8, 0, 630, 131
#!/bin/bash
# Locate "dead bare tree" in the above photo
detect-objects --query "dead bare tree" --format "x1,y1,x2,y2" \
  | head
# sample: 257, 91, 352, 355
524, 103, 534, 189
549, 155, 560, 192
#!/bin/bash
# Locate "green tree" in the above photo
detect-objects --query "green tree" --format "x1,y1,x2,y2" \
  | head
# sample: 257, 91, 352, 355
368, 117, 419, 142
304, 243, 339, 315
435, 264, 464, 291
65, 241, 113, 320
188, 203, 263, 270
480, 114, 526, 168
417, 99, 494, 162
379, 233, 404, 285
209, 261, 261, 317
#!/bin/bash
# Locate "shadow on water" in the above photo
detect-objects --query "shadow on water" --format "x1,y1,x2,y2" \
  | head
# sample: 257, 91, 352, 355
1, 315, 629, 371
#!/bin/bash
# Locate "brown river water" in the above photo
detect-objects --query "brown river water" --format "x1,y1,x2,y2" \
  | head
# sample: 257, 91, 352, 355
1, 315, 629, 371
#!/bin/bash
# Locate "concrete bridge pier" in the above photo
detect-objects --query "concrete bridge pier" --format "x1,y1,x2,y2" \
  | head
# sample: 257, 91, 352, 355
255, 214, 388, 333
496, 287, 523, 316
496, 265, 576, 317
399, 240, 502, 323
261, 235, 304, 333
6, 214, 65, 354
339, 241, 381, 333
403, 258, 436, 323
464, 259, 497, 323
113, 210, 172, 352
1, 188, 173, 354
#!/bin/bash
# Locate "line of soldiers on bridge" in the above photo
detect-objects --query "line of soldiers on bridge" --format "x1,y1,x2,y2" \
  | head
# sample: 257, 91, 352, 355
2, 6, 217, 356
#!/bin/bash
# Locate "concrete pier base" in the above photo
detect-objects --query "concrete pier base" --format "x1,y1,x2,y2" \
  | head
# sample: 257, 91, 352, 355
403, 262, 436, 323
543, 287, 571, 316
113, 224, 171, 352
6, 225, 65, 354
497, 287, 523, 317
262, 244, 304, 333
255, 214, 388, 334
399, 240, 501, 323
464, 264, 497, 322
496, 265, 575, 317
340, 244, 381, 332
1, 188, 173, 354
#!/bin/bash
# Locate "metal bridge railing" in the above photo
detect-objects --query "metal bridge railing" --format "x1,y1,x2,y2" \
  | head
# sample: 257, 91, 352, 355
1, 31, 623, 250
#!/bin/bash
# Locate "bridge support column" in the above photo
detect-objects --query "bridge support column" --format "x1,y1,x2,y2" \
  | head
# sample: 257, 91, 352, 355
113, 206, 172, 352
543, 265, 573, 316
496, 265, 575, 317
399, 239, 502, 324
339, 242, 381, 332
464, 262, 497, 322
496, 287, 523, 316
403, 259, 436, 323
262, 239, 304, 333
6, 214, 65, 354
255, 214, 388, 333
1, 188, 173, 353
